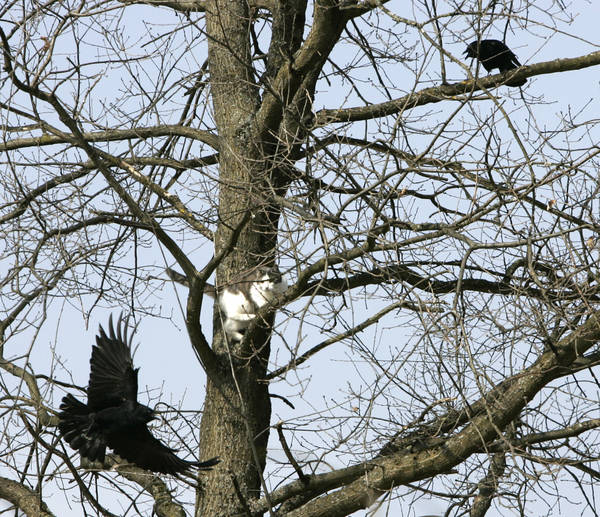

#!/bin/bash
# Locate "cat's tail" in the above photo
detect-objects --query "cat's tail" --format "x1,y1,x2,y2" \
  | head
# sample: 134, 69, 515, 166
166, 268, 216, 297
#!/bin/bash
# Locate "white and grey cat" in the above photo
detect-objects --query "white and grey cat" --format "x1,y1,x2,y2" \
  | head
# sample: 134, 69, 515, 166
166, 266, 287, 341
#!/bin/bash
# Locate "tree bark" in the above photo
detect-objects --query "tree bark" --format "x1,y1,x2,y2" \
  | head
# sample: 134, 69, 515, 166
198, 1, 277, 514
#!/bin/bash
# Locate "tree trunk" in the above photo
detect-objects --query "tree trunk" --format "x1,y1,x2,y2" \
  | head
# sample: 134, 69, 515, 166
198, 1, 278, 514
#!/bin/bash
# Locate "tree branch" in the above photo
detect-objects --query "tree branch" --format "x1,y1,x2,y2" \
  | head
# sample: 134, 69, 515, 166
487, 418, 600, 453
112, 462, 187, 517
303, 263, 600, 302
0, 26, 220, 376
250, 309, 600, 516
266, 301, 421, 380
116, 0, 276, 12
0, 476, 55, 517
0, 124, 219, 152
470, 452, 506, 517
315, 51, 600, 125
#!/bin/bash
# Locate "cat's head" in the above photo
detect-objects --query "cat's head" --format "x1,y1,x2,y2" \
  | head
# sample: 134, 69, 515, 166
254, 266, 288, 297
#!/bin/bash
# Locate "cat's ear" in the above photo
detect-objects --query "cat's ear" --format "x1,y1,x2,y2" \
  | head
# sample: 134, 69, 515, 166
259, 265, 274, 275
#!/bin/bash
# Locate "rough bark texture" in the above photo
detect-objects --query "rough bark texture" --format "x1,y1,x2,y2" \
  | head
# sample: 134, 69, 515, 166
198, 0, 277, 514
196, 0, 338, 511
0, 477, 55, 517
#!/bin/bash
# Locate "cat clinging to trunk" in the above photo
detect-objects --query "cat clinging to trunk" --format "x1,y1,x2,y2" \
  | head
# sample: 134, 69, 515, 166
167, 265, 287, 342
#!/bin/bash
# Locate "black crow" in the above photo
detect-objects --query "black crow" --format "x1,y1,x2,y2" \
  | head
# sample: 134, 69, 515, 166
58, 314, 219, 475
464, 39, 526, 87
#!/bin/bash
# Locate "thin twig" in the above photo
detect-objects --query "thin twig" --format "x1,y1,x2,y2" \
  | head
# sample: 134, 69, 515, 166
229, 471, 253, 517
276, 423, 308, 484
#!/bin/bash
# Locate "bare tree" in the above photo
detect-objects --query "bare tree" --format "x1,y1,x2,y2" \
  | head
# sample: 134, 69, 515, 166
2, 1, 600, 516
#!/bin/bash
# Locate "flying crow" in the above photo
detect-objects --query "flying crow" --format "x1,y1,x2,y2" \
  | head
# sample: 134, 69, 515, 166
58, 314, 219, 475
464, 39, 526, 87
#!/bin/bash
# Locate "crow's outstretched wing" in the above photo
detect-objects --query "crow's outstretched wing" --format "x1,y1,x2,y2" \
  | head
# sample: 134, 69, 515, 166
107, 424, 219, 475
88, 314, 138, 411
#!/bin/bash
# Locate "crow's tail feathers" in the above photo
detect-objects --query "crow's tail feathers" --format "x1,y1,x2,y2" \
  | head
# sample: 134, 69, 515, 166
58, 394, 107, 463
194, 456, 220, 470
505, 75, 527, 87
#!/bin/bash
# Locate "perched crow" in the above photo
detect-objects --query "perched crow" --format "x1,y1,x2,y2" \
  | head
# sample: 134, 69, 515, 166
464, 39, 526, 87
58, 314, 219, 475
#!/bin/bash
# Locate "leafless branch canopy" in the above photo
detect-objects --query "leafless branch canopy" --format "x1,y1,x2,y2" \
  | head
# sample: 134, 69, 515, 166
1, 1, 600, 516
